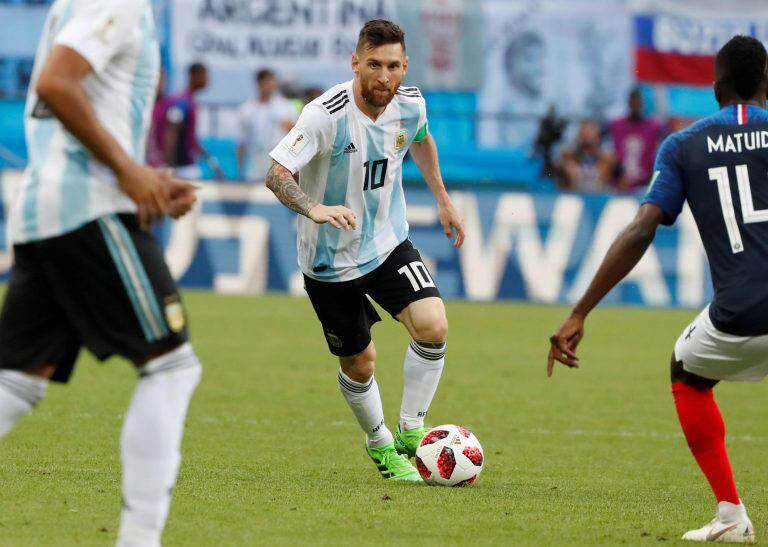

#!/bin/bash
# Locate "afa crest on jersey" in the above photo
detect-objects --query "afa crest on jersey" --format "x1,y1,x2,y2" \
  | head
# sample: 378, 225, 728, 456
164, 301, 186, 333
395, 126, 407, 152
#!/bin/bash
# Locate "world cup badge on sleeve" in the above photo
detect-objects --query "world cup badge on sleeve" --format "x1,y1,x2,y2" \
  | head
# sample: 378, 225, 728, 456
285, 128, 310, 157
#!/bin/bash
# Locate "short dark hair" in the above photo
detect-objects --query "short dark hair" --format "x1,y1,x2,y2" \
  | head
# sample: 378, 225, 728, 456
188, 62, 206, 75
356, 19, 405, 53
715, 36, 768, 100
256, 69, 275, 83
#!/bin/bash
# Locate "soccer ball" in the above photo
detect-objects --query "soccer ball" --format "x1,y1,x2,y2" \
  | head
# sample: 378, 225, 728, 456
415, 424, 484, 486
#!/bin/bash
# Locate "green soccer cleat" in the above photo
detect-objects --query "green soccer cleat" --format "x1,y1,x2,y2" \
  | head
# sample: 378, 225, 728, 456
393, 425, 428, 459
367, 443, 422, 481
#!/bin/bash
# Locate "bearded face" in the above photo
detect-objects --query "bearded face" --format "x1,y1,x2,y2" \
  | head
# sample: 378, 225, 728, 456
353, 43, 408, 110
360, 75, 398, 107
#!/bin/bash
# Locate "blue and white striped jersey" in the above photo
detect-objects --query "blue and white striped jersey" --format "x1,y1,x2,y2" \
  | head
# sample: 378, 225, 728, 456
10, 0, 160, 244
270, 80, 428, 282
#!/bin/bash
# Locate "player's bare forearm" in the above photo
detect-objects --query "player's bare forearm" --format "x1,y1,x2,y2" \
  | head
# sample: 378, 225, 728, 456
36, 46, 132, 175
410, 134, 466, 247
265, 160, 317, 217
410, 134, 449, 203
571, 204, 665, 318
35, 46, 197, 228
547, 204, 664, 374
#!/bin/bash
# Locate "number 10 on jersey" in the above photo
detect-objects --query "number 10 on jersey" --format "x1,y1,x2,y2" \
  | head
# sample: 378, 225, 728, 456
363, 159, 388, 191
709, 164, 768, 254
398, 261, 436, 292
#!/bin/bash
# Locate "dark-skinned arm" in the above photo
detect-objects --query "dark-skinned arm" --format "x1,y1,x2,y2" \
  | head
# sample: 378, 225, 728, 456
164, 121, 181, 167
38, 46, 138, 181
546, 203, 666, 376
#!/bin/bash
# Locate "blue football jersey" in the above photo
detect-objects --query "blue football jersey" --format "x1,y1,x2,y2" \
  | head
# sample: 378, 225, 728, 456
643, 104, 768, 336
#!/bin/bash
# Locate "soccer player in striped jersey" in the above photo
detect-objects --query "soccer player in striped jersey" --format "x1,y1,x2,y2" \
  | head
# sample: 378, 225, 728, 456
0, 2, 200, 545
267, 19, 465, 481
548, 36, 768, 543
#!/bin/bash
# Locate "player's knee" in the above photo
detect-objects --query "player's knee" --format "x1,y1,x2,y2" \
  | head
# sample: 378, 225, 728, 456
0, 369, 48, 408
412, 314, 448, 343
138, 343, 202, 387
670, 354, 685, 383
669, 353, 718, 389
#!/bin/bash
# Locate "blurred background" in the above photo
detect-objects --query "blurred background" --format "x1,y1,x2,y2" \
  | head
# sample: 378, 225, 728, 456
0, 0, 766, 308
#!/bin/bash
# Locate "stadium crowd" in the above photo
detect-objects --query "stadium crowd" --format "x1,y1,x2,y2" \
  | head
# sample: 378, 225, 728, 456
148, 64, 674, 194
551, 89, 666, 193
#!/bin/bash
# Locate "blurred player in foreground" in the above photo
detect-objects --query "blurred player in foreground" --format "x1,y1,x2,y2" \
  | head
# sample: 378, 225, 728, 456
0, 1, 200, 546
267, 20, 464, 481
548, 36, 768, 543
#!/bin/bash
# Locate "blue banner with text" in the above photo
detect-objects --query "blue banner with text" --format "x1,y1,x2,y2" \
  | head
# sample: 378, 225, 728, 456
0, 172, 712, 308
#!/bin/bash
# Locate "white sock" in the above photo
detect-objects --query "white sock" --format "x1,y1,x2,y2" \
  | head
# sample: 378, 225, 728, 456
718, 500, 748, 523
337, 369, 393, 448
399, 341, 446, 431
0, 370, 47, 438
117, 343, 202, 547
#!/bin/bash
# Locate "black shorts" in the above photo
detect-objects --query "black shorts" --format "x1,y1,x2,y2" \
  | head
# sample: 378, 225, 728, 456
0, 214, 189, 383
304, 239, 441, 357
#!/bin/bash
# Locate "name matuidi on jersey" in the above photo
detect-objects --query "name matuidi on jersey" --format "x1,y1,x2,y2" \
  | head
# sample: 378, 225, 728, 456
707, 131, 768, 154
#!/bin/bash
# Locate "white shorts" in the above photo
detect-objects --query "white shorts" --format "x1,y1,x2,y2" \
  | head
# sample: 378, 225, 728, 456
674, 305, 768, 382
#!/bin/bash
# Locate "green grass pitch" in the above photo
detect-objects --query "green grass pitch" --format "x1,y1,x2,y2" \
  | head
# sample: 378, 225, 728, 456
1, 291, 768, 546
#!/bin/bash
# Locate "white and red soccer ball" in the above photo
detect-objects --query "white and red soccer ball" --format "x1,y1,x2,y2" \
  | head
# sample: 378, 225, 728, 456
415, 424, 484, 486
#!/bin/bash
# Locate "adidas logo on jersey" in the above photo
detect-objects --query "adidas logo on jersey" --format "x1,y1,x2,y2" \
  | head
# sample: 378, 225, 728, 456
343, 142, 358, 154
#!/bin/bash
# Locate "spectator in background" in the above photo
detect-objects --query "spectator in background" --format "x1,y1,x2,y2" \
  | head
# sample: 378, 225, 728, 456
162, 63, 224, 180
535, 104, 568, 178
609, 88, 664, 191
305, 87, 324, 103
237, 69, 297, 182
556, 119, 616, 192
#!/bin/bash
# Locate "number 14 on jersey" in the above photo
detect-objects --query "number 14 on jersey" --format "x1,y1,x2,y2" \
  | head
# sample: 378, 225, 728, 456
709, 164, 768, 254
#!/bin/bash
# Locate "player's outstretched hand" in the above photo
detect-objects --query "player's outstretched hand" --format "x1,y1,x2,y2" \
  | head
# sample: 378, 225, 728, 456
547, 313, 584, 377
166, 176, 199, 219
115, 161, 171, 230
308, 204, 358, 230
438, 200, 465, 248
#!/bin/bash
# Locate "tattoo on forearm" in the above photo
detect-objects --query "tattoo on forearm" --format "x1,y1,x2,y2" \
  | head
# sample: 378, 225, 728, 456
266, 161, 317, 217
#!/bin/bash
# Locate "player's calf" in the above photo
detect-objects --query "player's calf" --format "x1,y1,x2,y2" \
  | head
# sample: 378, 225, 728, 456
337, 342, 394, 450
671, 356, 750, 542
0, 369, 48, 438
117, 343, 202, 547
395, 298, 448, 458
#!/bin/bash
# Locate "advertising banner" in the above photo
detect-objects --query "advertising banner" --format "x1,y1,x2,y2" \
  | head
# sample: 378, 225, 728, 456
1, 171, 711, 309
169, 0, 395, 102
395, 0, 484, 91
478, 0, 633, 149
633, 7, 768, 86
628, 0, 768, 124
